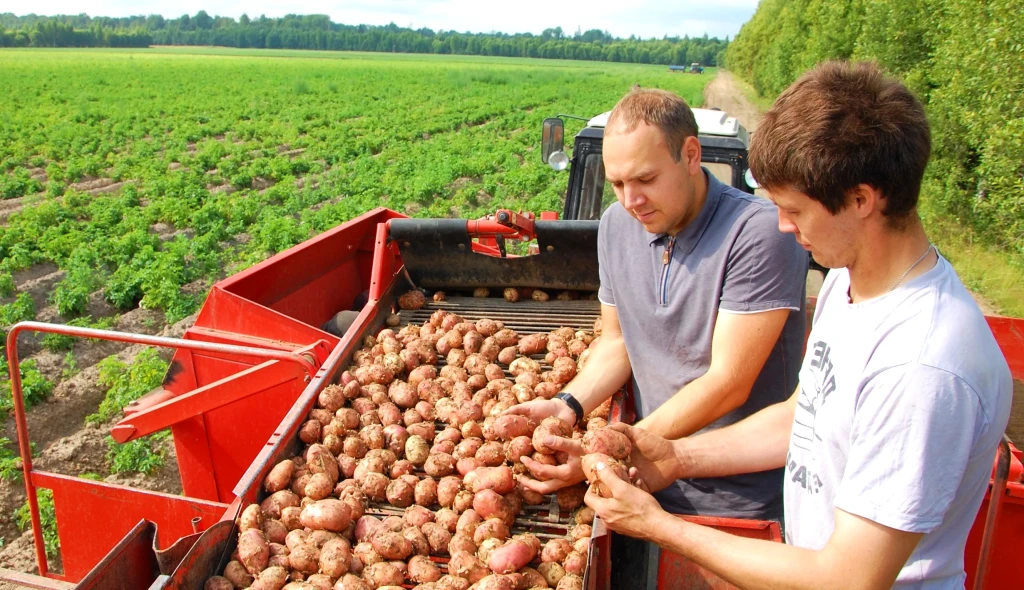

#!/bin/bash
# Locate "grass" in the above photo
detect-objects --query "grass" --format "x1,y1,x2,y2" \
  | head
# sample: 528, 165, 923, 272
727, 69, 776, 112
106, 431, 169, 475
16, 489, 58, 560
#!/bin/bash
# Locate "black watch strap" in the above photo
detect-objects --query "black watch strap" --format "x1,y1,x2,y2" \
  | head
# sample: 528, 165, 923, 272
555, 392, 584, 426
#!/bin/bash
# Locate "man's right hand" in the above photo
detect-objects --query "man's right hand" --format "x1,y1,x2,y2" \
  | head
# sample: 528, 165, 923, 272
503, 398, 577, 427
609, 423, 684, 494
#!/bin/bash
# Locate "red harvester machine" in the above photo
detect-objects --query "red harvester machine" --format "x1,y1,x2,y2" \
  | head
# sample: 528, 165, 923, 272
3, 205, 1022, 590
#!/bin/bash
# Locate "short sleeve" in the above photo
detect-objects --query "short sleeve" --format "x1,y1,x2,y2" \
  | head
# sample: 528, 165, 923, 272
719, 207, 806, 313
834, 364, 983, 533
597, 206, 616, 307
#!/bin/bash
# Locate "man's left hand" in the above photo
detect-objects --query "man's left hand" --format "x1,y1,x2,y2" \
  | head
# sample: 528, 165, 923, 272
584, 458, 667, 542
519, 435, 586, 494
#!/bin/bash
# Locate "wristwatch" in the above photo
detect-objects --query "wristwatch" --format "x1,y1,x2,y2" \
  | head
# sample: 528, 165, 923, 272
554, 392, 584, 426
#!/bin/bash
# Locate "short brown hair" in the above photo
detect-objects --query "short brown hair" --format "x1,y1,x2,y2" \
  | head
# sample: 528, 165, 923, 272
749, 61, 931, 223
606, 88, 699, 162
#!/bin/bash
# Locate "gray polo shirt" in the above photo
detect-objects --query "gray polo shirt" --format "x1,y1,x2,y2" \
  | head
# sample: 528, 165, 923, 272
597, 169, 807, 518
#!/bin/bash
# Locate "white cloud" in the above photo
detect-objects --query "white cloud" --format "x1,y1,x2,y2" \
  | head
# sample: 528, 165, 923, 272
14, 0, 758, 39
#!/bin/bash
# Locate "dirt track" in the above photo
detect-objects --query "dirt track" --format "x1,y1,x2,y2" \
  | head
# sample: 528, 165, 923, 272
703, 70, 763, 132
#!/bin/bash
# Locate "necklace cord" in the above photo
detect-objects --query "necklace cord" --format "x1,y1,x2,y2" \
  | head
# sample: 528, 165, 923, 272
889, 243, 934, 292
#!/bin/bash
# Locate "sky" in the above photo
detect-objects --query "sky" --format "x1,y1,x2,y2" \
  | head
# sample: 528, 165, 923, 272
12, 0, 760, 40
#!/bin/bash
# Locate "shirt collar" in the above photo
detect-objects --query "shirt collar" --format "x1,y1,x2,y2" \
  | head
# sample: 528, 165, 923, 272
646, 167, 724, 253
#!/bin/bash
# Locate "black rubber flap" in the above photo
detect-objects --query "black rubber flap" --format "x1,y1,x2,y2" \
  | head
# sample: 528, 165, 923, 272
390, 219, 600, 291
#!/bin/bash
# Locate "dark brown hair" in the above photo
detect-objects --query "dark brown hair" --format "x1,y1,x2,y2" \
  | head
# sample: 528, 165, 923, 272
749, 61, 931, 224
606, 87, 699, 162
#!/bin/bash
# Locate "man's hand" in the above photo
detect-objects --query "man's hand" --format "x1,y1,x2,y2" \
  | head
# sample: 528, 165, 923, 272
503, 398, 577, 427
519, 436, 585, 494
608, 423, 682, 493
584, 458, 667, 543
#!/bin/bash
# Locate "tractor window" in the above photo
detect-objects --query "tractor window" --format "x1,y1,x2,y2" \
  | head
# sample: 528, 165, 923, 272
578, 152, 611, 220
705, 162, 735, 187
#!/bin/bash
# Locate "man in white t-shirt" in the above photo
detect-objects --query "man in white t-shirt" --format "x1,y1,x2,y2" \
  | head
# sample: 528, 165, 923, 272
581, 60, 1013, 588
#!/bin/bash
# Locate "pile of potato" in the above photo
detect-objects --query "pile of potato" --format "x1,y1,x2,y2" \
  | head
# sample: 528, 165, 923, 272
205, 298, 621, 590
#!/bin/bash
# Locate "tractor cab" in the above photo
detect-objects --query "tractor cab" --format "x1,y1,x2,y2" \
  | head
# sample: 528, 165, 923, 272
541, 108, 758, 221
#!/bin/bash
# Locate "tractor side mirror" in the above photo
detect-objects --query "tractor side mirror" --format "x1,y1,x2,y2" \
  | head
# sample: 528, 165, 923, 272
541, 118, 565, 165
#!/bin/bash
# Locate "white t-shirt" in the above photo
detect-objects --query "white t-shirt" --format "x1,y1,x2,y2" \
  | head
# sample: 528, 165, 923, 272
784, 255, 1012, 588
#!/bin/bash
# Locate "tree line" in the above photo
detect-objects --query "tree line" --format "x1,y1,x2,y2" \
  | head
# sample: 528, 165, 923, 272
0, 12, 728, 66
726, 0, 1023, 256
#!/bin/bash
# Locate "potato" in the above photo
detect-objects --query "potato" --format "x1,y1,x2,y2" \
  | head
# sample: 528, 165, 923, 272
532, 417, 573, 455
460, 419, 484, 439
436, 476, 462, 508
238, 529, 270, 575
476, 574, 519, 590
466, 465, 515, 495
399, 290, 426, 310
424, 452, 456, 477
472, 518, 510, 545
223, 560, 254, 588
557, 485, 586, 512
372, 530, 414, 561
448, 551, 489, 584
492, 415, 537, 441
386, 478, 415, 508
304, 472, 335, 500
454, 437, 484, 461
541, 539, 572, 564
262, 490, 301, 520
562, 551, 586, 576
582, 428, 631, 460
475, 442, 505, 467
488, 538, 538, 574
492, 329, 519, 348
406, 435, 430, 466
418, 379, 446, 404
547, 357, 578, 385
538, 562, 566, 587
363, 561, 405, 587
264, 459, 296, 494
204, 576, 233, 590
253, 565, 289, 590
436, 507, 459, 532
504, 436, 534, 463
299, 417, 323, 444
382, 424, 409, 457
280, 507, 303, 531
263, 519, 288, 545
408, 554, 442, 583
355, 516, 382, 543
415, 477, 439, 506
404, 525, 431, 556
534, 382, 560, 400
574, 506, 596, 526
239, 503, 265, 533
508, 357, 541, 377
580, 453, 629, 497
408, 421, 436, 442
449, 531, 478, 556
556, 574, 583, 590
517, 334, 548, 356
289, 543, 320, 574
422, 521, 453, 554
300, 499, 351, 532
337, 573, 372, 590
477, 537, 503, 564
453, 489, 475, 513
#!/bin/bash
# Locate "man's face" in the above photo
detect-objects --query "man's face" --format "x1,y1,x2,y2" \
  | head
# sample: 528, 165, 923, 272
769, 186, 856, 269
603, 122, 700, 236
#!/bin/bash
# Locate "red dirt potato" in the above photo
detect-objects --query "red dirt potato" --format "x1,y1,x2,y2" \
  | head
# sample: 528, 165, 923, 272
263, 519, 288, 545
541, 539, 572, 564
336, 573, 372, 590
422, 521, 453, 554
581, 429, 631, 460
508, 357, 541, 377
408, 365, 437, 388
436, 507, 459, 532
475, 442, 505, 467
285, 530, 310, 552
317, 538, 351, 578
504, 436, 533, 464
534, 382, 560, 400
473, 518, 510, 545
460, 419, 484, 439
492, 415, 536, 442
363, 561, 405, 587
437, 476, 462, 508
408, 421, 436, 442
488, 537, 538, 575
204, 576, 233, 590
409, 554, 443, 583
223, 560, 254, 588
304, 472, 335, 500
432, 439, 456, 456
406, 435, 430, 466
562, 551, 586, 576
425, 452, 456, 477
261, 490, 301, 520
399, 290, 426, 310
238, 529, 270, 575
471, 489, 512, 523
386, 478, 415, 508
517, 334, 547, 356
476, 574, 519, 590
574, 506, 596, 525
253, 565, 290, 589
355, 516, 382, 543
532, 417, 573, 455
456, 509, 481, 535
383, 424, 410, 457
448, 551, 489, 584
520, 567, 548, 588
377, 402, 403, 426
479, 338, 501, 363
454, 437, 484, 461
492, 329, 518, 348
305, 574, 333, 590
280, 507, 303, 531
264, 459, 295, 494
497, 346, 517, 365
240, 503, 265, 533
538, 562, 566, 587
402, 505, 434, 528
557, 485, 586, 512
298, 420, 322, 445
300, 499, 351, 532
580, 453, 629, 497
466, 465, 515, 495
415, 477, 439, 506
569, 524, 591, 542
453, 489, 475, 513
372, 530, 413, 560
404, 525, 431, 556
573, 537, 590, 555
556, 574, 583, 590
484, 363, 505, 382
288, 543, 320, 574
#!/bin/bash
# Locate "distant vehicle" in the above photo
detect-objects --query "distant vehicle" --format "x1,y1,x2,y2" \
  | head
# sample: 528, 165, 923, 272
668, 65, 687, 73
690, 62, 704, 74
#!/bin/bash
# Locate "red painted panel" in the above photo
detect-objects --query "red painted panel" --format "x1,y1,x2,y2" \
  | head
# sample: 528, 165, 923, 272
657, 515, 781, 590
35, 472, 226, 582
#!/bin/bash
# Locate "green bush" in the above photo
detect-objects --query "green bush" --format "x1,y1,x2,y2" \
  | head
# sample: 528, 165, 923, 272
106, 431, 168, 474
16, 489, 59, 559
87, 348, 168, 425
0, 273, 14, 298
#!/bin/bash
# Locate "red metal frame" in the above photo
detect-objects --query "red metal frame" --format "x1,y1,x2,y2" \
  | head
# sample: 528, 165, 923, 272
3, 322, 322, 582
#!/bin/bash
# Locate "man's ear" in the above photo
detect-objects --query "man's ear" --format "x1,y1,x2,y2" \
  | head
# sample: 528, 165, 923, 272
683, 135, 702, 174
849, 184, 885, 219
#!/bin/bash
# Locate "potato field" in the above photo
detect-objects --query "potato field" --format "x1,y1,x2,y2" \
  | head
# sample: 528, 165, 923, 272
0, 47, 711, 575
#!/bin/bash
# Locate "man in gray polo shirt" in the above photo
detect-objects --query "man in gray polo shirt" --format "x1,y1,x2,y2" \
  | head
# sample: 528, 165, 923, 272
507, 87, 807, 519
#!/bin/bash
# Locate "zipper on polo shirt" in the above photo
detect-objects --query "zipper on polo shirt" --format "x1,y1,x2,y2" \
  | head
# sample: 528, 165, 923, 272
658, 236, 676, 307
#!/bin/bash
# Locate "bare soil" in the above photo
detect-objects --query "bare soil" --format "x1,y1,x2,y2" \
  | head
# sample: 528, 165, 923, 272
0, 262, 196, 575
